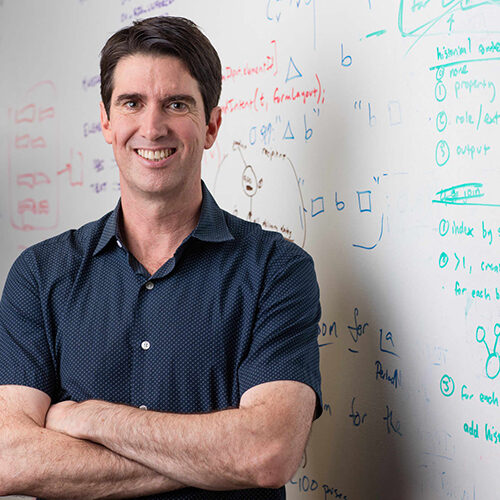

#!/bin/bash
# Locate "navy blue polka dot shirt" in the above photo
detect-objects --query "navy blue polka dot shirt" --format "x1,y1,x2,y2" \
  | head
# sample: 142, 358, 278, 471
0, 182, 322, 499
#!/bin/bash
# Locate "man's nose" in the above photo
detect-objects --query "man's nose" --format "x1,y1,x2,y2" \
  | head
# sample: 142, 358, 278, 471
140, 106, 168, 141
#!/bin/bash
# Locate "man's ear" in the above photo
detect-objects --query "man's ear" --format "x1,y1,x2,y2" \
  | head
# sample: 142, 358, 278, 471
100, 101, 113, 145
204, 106, 222, 150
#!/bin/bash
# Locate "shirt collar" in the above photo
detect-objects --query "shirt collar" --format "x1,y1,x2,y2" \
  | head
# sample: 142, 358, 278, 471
93, 181, 233, 256
93, 201, 122, 256
192, 182, 234, 243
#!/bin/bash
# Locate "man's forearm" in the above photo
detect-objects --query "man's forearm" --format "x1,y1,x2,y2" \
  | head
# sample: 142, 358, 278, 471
46, 382, 316, 492
0, 417, 183, 498
69, 401, 263, 491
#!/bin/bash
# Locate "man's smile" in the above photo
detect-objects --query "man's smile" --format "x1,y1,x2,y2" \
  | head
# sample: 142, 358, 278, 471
135, 148, 176, 161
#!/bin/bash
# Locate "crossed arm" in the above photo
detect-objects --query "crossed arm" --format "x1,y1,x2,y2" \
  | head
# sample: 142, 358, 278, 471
0, 385, 182, 499
0, 380, 316, 498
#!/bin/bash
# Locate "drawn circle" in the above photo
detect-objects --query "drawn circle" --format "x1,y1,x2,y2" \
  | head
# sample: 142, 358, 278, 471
435, 81, 447, 102
439, 218, 449, 236
476, 326, 486, 343
435, 140, 450, 167
436, 66, 445, 81
486, 353, 500, 380
439, 252, 449, 268
440, 374, 455, 397
436, 111, 448, 132
241, 165, 258, 197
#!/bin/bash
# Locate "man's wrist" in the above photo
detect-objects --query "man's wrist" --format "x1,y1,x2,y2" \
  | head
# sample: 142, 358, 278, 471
46, 399, 108, 441
75, 399, 110, 441
76, 399, 133, 444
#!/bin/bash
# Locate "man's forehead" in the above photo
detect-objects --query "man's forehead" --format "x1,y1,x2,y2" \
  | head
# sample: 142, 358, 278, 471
112, 53, 201, 96
114, 53, 189, 79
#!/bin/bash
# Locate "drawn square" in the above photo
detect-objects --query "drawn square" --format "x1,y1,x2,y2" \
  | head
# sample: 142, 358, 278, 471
357, 191, 372, 213
388, 100, 402, 126
311, 197, 325, 217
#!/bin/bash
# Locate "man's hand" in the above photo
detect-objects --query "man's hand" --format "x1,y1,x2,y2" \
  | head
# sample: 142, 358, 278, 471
46, 400, 87, 439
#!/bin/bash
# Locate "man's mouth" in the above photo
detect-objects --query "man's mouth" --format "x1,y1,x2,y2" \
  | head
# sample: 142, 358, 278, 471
135, 148, 175, 161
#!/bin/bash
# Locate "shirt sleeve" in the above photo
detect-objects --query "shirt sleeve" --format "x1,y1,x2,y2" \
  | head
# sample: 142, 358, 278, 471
238, 244, 323, 418
0, 251, 58, 398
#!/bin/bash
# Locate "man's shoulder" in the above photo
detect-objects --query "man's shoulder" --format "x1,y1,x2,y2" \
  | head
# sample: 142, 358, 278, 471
18, 211, 113, 273
221, 209, 313, 267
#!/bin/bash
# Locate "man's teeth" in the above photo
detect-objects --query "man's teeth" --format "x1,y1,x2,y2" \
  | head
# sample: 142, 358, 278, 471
136, 148, 173, 161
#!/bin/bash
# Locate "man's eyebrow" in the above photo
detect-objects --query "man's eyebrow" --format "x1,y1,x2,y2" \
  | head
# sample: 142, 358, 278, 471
114, 93, 143, 105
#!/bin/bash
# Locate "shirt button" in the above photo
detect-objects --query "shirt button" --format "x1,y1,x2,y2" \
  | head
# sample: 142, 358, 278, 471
145, 281, 154, 290
139, 405, 148, 410
141, 341, 151, 351
116, 239, 123, 248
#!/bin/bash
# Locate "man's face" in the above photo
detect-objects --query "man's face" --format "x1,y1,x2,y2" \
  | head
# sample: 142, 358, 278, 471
100, 53, 221, 201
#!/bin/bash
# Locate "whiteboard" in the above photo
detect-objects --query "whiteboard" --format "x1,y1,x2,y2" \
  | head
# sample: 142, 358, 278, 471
1, 1, 500, 499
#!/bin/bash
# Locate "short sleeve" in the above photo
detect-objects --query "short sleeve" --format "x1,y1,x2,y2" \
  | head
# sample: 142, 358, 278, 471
238, 247, 323, 418
0, 251, 58, 398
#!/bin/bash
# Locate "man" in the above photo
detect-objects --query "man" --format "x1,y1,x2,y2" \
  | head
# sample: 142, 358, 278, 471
0, 16, 322, 499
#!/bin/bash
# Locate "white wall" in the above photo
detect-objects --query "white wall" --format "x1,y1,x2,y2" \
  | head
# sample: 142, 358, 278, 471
1, 1, 500, 498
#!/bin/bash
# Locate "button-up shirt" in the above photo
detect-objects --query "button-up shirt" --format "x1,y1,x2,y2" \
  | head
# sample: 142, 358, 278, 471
0, 182, 322, 499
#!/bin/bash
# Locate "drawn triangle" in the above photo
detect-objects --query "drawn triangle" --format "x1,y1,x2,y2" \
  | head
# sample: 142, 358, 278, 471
285, 57, 302, 82
283, 121, 295, 140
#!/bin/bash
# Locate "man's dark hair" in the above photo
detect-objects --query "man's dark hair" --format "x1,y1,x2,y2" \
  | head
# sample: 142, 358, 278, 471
100, 16, 222, 124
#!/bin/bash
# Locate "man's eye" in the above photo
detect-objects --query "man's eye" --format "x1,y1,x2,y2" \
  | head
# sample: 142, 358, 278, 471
170, 102, 187, 111
125, 101, 138, 109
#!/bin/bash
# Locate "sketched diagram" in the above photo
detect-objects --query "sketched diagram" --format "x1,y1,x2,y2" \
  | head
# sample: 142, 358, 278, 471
8, 81, 59, 231
212, 141, 306, 247
476, 324, 500, 380
399, 0, 500, 45
7, 81, 84, 232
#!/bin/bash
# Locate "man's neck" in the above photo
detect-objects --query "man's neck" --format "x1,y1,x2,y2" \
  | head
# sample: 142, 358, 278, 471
119, 185, 203, 276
